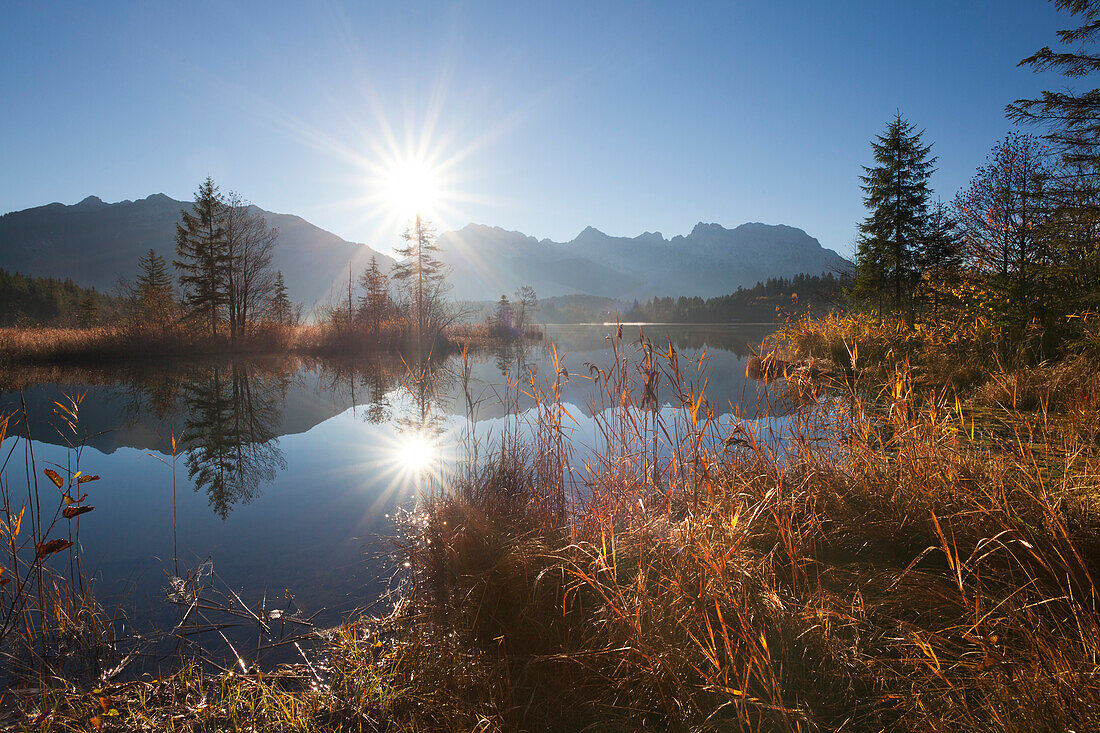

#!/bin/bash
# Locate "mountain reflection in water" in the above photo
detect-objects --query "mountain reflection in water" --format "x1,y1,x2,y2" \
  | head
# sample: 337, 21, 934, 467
0, 325, 780, 641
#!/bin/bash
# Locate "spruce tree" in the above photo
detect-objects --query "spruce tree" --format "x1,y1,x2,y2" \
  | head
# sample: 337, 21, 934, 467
175, 177, 230, 340
918, 200, 963, 277
391, 215, 448, 351
1008, 0, 1100, 191
269, 270, 293, 325
853, 113, 937, 310
492, 294, 515, 335
77, 294, 99, 327
357, 257, 392, 330
136, 248, 175, 324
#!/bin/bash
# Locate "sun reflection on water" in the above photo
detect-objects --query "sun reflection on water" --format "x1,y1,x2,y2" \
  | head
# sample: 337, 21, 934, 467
392, 431, 440, 478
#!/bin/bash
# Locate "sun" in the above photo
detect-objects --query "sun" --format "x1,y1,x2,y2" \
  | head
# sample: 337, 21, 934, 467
381, 158, 442, 220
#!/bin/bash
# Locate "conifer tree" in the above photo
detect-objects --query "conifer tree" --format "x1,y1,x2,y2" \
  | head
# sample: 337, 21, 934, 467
1008, 0, 1100, 311
391, 215, 449, 350
357, 257, 392, 331
1008, 0, 1100, 194
918, 201, 963, 277
77, 293, 99, 327
852, 113, 937, 310
269, 270, 293, 326
175, 178, 230, 339
492, 294, 515, 335
135, 248, 175, 324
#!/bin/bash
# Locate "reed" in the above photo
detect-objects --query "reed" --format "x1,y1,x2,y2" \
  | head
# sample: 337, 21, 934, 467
0, 392, 115, 691
0, 319, 527, 366
379, 326, 1100, 730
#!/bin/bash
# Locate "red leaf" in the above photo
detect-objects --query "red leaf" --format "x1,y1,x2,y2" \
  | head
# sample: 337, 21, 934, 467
62, 505, 94, 519
43, 468, 64, 489
36, 538, 74, 558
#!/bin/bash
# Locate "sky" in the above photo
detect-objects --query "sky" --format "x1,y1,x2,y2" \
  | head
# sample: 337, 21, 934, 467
0, 0, 1084, 258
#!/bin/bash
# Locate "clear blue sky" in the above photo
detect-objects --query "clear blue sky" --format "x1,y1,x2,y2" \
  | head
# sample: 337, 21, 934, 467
0, 0, 1080, 258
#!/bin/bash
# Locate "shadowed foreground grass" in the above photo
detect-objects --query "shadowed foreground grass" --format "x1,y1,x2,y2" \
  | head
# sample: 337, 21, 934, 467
6, 319, 1100, 731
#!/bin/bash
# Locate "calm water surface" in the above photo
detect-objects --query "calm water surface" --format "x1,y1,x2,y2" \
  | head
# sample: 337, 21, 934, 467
0, 324, 782, 662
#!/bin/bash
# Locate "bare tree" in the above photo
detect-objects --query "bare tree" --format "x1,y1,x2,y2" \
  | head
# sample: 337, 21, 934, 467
222, 193, 279, 341
513, 285, 538, 335
953, 133, 1053, 284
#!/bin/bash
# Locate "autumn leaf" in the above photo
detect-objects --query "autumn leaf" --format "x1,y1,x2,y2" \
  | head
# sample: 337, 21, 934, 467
36, 538, 74, 558
77, 474, 100, 484
43, 468, 64, 489
63, 505, 94, 519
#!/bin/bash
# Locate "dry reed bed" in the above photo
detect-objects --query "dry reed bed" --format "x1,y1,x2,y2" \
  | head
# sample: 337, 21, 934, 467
380, 363, 1100, 731
0, 325, 297, 364
0, 321, 521, 366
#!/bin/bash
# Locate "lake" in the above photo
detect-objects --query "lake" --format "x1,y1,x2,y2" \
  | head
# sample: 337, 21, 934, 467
0, 323, 783, 670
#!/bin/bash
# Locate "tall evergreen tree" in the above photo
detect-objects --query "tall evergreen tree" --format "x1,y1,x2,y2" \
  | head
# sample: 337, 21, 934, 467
491, 294, 515, 335
391, 215, 449, 351
175, 178, 230, 340
269, 270, 293, 326
357, 257, 392, 331
852, 113, 937, 309
77, 293, 99, 327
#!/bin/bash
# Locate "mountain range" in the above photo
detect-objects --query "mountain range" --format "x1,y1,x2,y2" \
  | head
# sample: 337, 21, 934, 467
0, 194, 393, 309
436, 222, 849, 300
0, 194, 849, 306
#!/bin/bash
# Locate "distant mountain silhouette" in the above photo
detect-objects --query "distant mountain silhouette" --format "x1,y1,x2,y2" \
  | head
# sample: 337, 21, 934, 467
437, 222, 850, 300
0, 194, 394, 308
1, 194, 849, 305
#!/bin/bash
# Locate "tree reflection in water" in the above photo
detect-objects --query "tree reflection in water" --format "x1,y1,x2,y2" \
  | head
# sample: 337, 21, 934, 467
181, 361, 289, 518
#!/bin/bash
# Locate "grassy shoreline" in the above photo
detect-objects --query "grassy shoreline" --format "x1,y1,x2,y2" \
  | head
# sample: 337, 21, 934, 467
5, 314, 1100, 731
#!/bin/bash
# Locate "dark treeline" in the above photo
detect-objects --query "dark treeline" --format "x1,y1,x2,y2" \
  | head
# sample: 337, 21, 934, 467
0, 268, 116, 326
623, 273, 844, 323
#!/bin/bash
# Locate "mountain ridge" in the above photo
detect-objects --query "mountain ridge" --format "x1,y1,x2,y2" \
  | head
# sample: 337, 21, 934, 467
1, 194, 850, 305
0, 193, 394, 308
434, 219, 849, 300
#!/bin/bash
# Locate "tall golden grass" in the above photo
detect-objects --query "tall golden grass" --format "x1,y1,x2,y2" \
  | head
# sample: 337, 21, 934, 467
0, 324, 297, 364
0, 319, 515, 365
379, 326, 1100, 730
